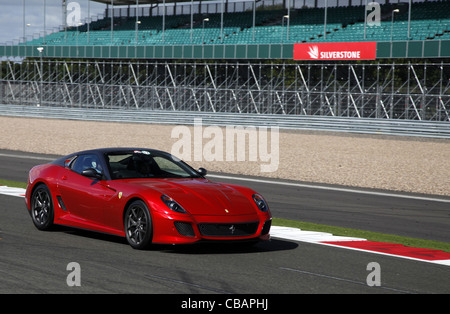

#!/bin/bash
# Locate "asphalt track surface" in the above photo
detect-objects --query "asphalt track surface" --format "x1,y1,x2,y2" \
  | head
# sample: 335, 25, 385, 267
0, 149, 449, 295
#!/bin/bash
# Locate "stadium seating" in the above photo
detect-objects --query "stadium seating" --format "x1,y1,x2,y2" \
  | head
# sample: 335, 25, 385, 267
22, 1, 450, 46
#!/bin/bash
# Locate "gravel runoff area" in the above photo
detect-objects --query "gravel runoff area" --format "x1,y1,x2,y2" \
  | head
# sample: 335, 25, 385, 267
0, 115, 449, 197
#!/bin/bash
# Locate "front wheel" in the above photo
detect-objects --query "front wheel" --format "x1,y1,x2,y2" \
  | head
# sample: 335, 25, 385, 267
30, 184, 54, 231
124, 200, 153, 250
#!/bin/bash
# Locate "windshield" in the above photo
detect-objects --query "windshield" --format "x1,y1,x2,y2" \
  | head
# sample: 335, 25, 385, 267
105, 150, 201, 179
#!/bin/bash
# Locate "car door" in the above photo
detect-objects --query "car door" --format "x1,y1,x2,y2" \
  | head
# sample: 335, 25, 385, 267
57, 153, 116, 226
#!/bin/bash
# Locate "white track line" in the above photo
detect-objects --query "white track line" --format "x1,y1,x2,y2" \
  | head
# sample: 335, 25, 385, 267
0, 153, 55, 161
270, 226, 366, 243
269, 226, 450, 267
0, 185, 26, 197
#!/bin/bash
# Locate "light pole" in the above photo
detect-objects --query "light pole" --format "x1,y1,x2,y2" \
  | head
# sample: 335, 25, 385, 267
110, 0, 114, 45
76, 22, 83, 56
407, 0, 412, 40
162, 0, 166, 42
390, 9, 399, 57
135, 0, 140, 45
135, 21, 141, 45
23, 0, 26, 43
281, 15, 289, 44
87, 0, 91, 44
37, 47, 44, 107
324, 0, 328, 40
391, 9, 399, 42
190, 0, 193, 43
24, 24, 31, 43
202, 18, 209, 45
43, 0, 46, 45
364, 0, 367, 39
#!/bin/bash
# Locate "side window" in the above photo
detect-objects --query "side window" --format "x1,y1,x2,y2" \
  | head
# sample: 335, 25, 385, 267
71, 154, 103, 175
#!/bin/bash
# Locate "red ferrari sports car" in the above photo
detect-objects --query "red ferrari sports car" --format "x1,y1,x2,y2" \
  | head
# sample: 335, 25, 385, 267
25, 148, 272, 249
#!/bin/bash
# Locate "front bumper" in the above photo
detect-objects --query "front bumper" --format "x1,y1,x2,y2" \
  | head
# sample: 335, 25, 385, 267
151, 210, 272, 244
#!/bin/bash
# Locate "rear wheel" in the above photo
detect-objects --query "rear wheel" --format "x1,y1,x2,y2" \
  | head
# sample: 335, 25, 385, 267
124, 200, 153, 250
30, 184, 54, 231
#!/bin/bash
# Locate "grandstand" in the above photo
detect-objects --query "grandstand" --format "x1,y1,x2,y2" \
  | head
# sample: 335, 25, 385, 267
1, 0, 450, 121
19, 1, 450, 46
1, 0, 448, 59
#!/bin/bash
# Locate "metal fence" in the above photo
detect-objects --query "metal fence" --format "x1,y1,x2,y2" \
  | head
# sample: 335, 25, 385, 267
1, 59, 450, 122
1, 104, 449, 139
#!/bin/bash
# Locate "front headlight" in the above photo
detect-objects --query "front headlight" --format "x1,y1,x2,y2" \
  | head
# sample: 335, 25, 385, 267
161, 195, 187, 213
252, 194, 269, 212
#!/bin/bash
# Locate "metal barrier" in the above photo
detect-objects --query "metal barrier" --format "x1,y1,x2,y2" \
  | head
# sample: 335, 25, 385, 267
2, 60, 450, 121
1, 104, 449, 139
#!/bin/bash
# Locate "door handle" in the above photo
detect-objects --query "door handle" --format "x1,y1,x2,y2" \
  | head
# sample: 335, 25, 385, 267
61, 175, 68, 180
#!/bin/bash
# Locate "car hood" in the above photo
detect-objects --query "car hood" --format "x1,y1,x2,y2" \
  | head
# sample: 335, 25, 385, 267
126, 178, 257, 216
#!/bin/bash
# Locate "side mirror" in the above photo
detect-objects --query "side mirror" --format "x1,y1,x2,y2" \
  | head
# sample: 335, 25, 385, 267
197, 167, 207, 176
81, 168, 103, 180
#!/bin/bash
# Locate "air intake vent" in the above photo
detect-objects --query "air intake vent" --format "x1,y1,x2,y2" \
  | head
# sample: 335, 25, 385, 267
56, 195, 67, 211
174, 221, 195, 237
261, 219, 271, 235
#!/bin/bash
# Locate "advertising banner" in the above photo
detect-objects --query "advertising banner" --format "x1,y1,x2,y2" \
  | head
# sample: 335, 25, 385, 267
293, 42, 377, 60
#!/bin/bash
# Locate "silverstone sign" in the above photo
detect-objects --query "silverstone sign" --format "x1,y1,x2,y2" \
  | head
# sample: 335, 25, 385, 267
293, 42, 377, 60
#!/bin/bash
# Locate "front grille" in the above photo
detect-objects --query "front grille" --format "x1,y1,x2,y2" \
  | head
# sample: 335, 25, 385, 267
198, 222, 259, 237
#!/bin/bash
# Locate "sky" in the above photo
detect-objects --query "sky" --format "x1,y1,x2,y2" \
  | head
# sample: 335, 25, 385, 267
0, 0, 438, 44
0, 0, 106, 44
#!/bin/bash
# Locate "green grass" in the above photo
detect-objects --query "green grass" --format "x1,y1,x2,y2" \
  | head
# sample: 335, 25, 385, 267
1, 179, 449, 253
273, 218, 450, 253
0, 179, 27, 189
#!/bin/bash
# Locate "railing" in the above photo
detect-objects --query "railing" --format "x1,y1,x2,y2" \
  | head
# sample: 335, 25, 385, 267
1, 104, 449, 139
2, 60, 450, 121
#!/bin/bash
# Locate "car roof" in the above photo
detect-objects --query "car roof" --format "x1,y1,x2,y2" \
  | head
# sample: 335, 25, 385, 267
73, 147, 167, 155
50, 147, 168, 166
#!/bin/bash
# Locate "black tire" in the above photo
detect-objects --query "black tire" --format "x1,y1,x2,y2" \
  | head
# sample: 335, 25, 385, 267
124, 200, 153, 250
30, 184, 54, 231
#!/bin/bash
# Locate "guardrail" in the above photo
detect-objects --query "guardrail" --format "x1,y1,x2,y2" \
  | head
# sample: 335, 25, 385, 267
1, 104, 449, 139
